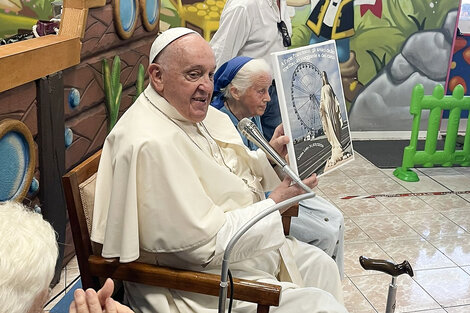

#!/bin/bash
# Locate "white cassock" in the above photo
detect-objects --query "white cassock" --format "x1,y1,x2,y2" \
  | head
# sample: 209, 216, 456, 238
91, 85, 348, 313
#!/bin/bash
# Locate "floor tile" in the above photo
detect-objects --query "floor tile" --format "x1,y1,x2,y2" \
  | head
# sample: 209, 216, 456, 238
452, 167, 470, 176
394, 175, 451, 193
66, 268, 81, 293
317, 178, 366, 197
462, 266, 470, 276
323, 167, 352, 179
342, 277, 377, 313
65, 256, 81, 293
428, 234, 470, 266
445, 305, 470, 312
312, 185, 326, 196
380, 168, 397, 178
418, 167, 463, 176
408, 309, 447, 313
66, 256, 78, 270
344, 242, 391, 277
429, 175, 470, 192
376, 196, 435, 215
399, 211, 467, 239
350, 273, 440, 313
351, 214, 421, 242
441, 208, 470, 233
419, 194, 470, 211
330, 197, 392, 218
351, 176, 410, 195
44, 268, 66, 310
344, 218, 372, 243
376, 238, 456, 270
341, 164, 388, 179
460, 193, 470, 202
413, 267, 470, 307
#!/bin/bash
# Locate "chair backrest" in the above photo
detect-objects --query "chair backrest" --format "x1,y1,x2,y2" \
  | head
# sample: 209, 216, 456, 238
62, 149, 102, 290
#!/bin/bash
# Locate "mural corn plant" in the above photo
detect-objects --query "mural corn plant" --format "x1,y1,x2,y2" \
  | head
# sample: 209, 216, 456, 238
133, 63, 145, 103
102, 56, 122, 133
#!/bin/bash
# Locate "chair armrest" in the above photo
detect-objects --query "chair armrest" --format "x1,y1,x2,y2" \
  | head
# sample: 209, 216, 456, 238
88, 255, 281, 307
281, 203, 299, 235
281, 204, 299, 217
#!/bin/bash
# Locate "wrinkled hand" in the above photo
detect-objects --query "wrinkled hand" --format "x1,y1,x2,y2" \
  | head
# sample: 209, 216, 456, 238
269, 124, 289, 162
268, 174, 318, 205
69, 278, 134, 313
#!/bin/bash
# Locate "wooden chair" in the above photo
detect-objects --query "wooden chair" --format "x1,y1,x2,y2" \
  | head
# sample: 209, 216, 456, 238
62, 149, 298, 313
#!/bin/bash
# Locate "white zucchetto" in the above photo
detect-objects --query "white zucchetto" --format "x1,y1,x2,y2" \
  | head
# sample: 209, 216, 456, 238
149, 27, 197, 64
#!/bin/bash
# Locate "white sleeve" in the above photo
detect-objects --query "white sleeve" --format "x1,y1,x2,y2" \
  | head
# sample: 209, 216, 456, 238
210, 5, 251, 68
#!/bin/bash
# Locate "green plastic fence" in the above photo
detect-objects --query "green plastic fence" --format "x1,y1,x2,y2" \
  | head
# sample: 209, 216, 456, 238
394, 84, 470, 182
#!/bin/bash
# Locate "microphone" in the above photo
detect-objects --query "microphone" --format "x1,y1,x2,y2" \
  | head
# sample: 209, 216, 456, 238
237, 118, 312, 193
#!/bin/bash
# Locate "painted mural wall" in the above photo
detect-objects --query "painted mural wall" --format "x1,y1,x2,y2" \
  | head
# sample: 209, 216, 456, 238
0, 0, 56, 39
348, 0, 459, 132
442, 0, 469, 135
159, 0, 459, 133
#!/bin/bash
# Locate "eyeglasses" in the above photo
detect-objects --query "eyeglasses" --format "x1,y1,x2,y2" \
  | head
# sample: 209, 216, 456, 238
277, 21, 291, 47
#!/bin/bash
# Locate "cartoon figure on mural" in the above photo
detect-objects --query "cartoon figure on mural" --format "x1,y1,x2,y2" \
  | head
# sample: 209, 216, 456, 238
286, 0, 380, 103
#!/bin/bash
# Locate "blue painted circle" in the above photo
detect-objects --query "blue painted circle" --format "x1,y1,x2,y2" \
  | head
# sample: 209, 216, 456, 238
0, 131, 30, 201
65, 127, 73, 147
146, 0, 158, 24
68, 88, 81, 109
120, 0, 137, 32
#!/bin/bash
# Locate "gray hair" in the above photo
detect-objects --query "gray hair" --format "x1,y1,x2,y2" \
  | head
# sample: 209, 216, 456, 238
0, 201, 58, 313
222, 58, 272, 100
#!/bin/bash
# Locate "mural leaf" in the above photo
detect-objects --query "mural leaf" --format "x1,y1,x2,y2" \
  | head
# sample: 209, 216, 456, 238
408, 15, 426, 31
132, 64, 145, 103
366, 50, 386, 74
102, 56, 122, 132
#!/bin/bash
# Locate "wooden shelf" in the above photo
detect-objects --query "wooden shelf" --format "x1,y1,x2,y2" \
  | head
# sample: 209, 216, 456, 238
0, 0, 105, 93
0, 35, 80, 93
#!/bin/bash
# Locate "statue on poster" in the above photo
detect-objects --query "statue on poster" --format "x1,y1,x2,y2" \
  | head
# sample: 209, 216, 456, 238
271, 40, 354, 178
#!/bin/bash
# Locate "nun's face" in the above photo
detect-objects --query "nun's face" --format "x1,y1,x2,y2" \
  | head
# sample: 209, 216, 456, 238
237, 72, 272, 118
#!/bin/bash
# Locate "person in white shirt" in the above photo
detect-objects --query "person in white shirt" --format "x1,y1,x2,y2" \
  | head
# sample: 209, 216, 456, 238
210, 0, 293, 141
91, 27, 348, 313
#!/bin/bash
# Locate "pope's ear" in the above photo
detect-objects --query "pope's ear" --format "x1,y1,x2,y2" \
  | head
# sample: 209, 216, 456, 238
148, 63, 164, 92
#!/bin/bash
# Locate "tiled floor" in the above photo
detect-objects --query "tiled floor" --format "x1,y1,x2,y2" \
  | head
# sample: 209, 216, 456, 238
44, 256, 80, 311
329, 154, 470, 313
45, 152, 470, 313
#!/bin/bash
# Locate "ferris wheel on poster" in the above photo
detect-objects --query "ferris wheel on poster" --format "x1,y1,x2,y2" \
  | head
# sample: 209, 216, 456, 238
290, 62, 323, 139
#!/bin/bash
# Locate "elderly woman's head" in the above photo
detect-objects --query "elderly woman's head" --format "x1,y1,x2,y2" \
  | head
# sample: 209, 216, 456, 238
213, 57, 272, 120
0, 201, 58, 313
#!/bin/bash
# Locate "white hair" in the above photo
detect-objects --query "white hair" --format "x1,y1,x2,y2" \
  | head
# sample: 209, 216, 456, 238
222, 58, 272, 100
0, 201, 58, 313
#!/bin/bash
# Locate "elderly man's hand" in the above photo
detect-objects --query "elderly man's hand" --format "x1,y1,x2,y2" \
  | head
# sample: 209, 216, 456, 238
269, 124, 289, 162
268, 174, 318, 206
69, 278, 134, 313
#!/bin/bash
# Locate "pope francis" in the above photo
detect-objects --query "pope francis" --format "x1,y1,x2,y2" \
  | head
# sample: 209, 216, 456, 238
91, 27, 349, 313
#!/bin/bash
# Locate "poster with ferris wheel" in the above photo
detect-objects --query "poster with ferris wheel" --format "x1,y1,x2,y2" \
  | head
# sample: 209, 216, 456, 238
271, 40, 354, 179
